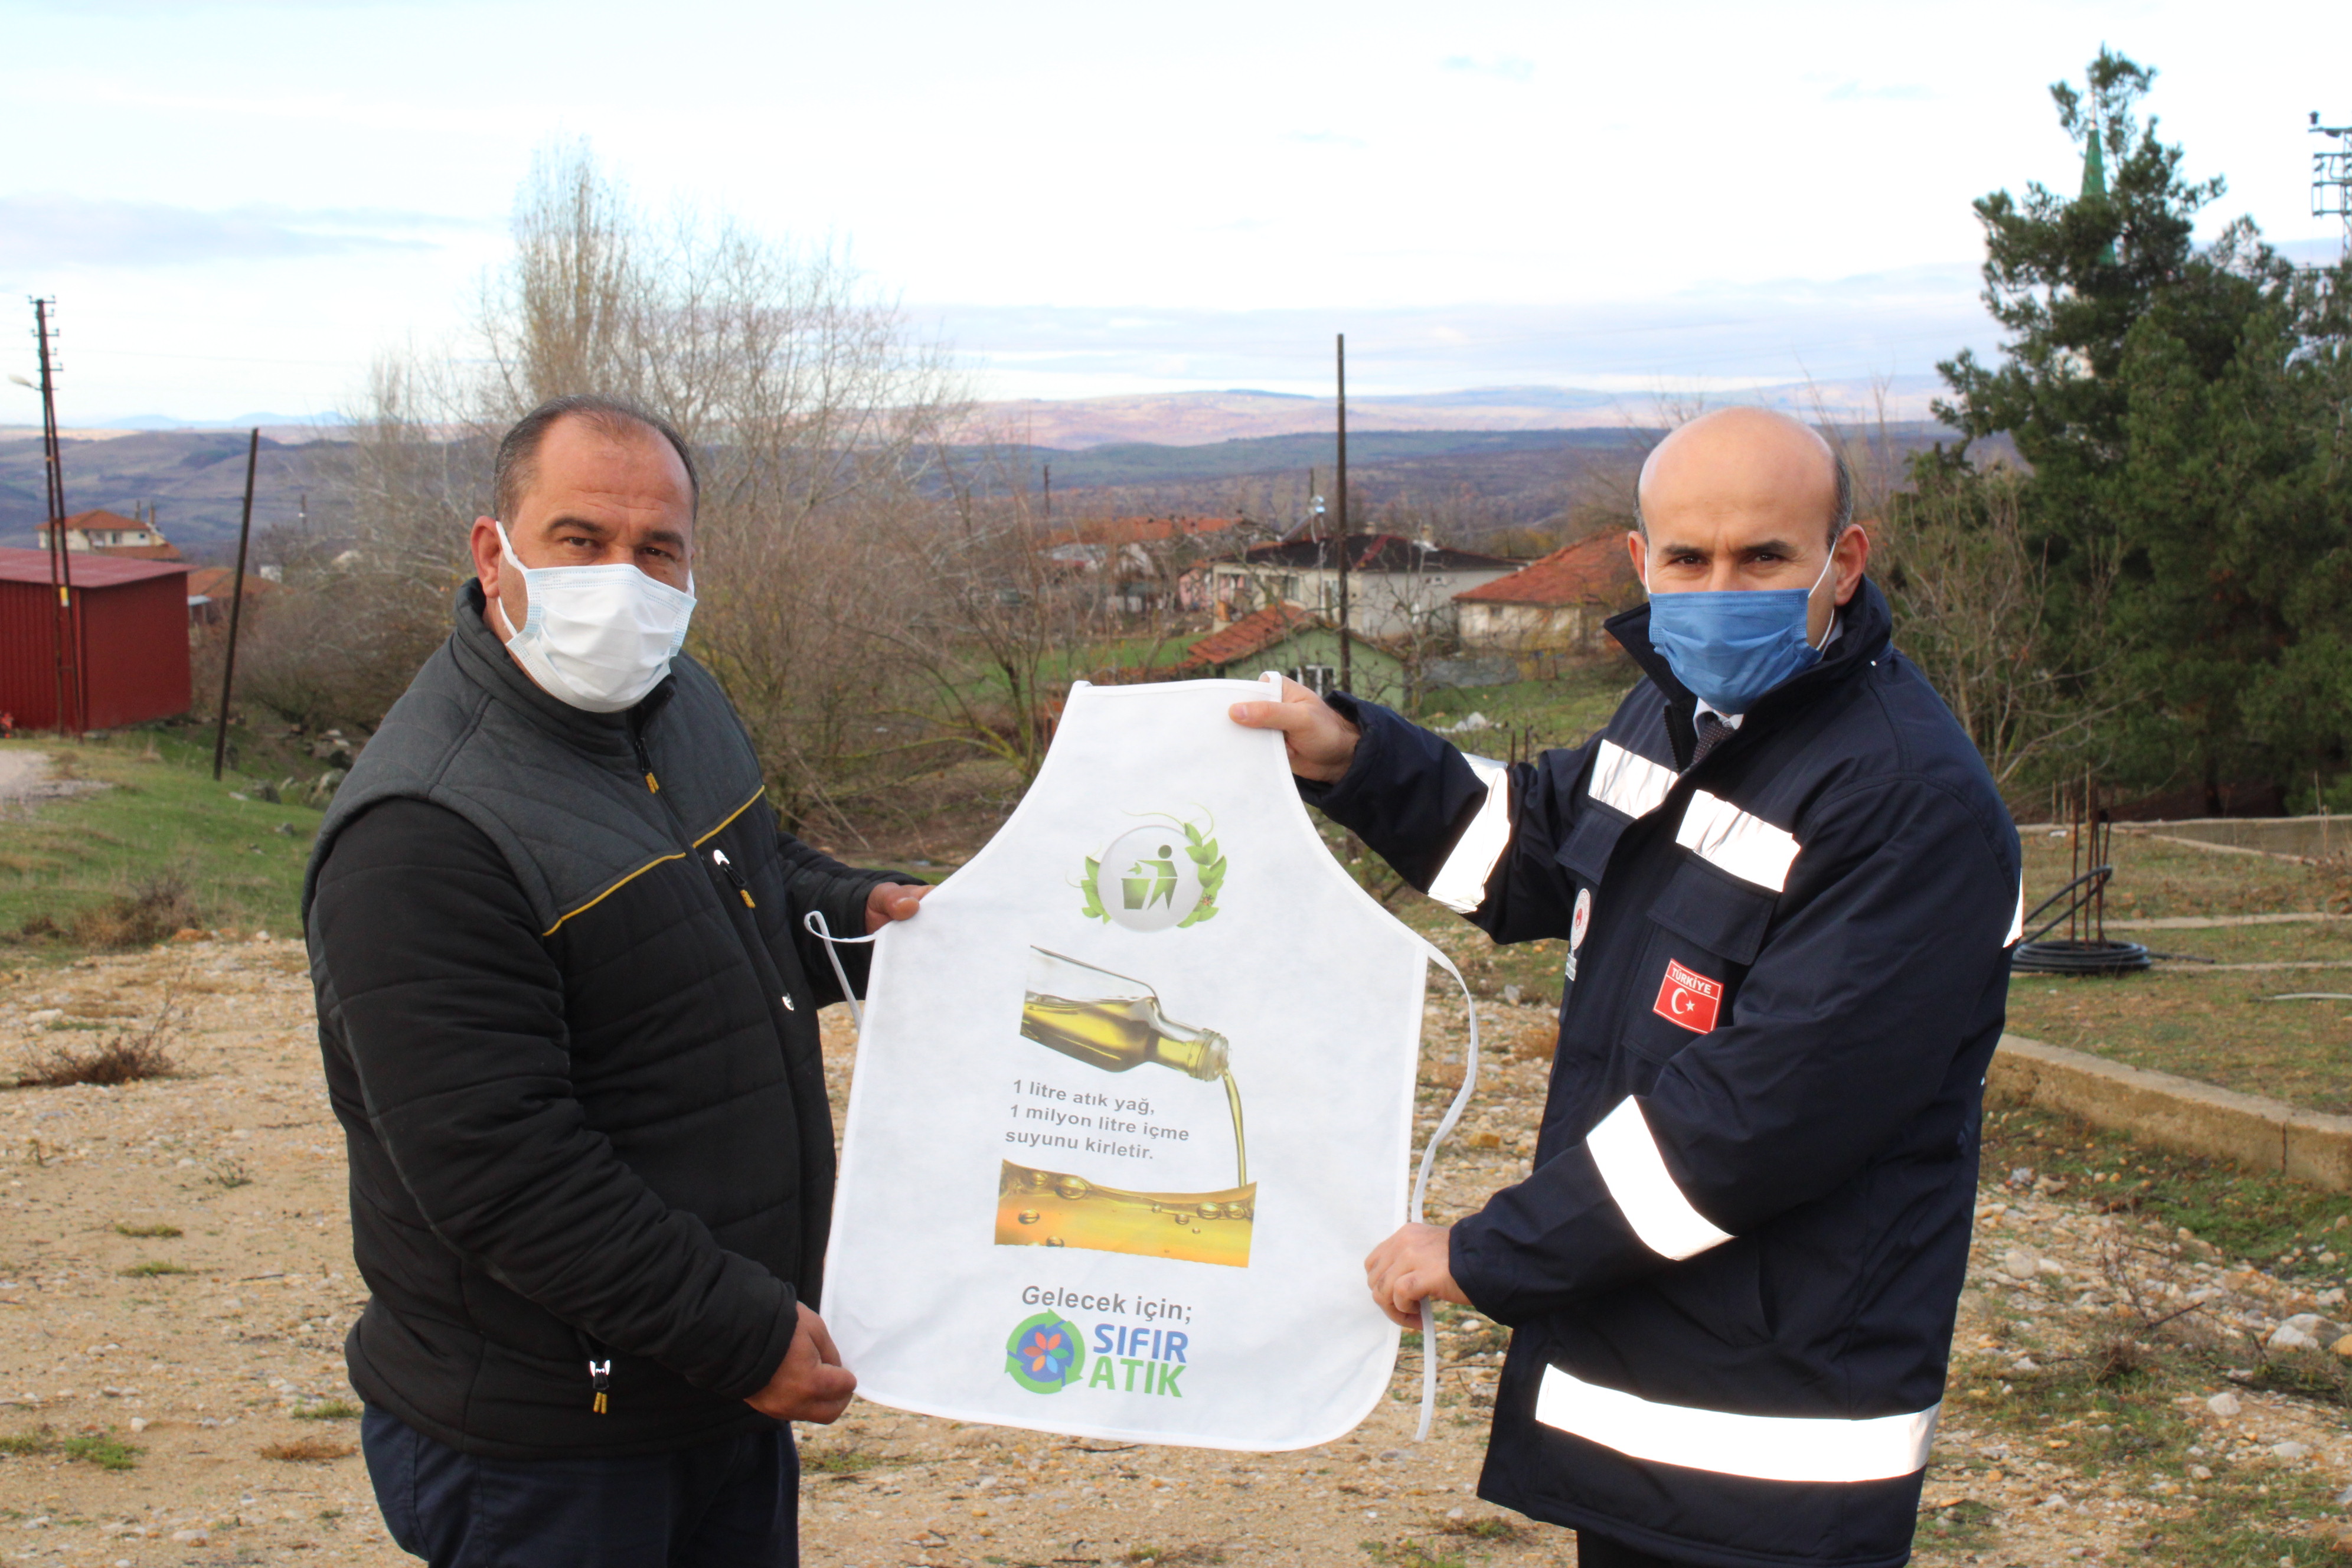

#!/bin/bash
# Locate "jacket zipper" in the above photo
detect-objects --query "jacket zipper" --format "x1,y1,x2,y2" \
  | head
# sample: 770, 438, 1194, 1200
628, 729, 661, 793
711, 848, 757, 910
588, 1358, 610, 1415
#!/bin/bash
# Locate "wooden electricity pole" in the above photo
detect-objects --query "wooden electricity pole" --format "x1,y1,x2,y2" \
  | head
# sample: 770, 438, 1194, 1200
1335, 332, 1352, 694
30, 298, 81, 734
211, 430, 260, 781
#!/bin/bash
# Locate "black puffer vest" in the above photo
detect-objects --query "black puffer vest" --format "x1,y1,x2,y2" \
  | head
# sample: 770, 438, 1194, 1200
304, 583, 887, 1458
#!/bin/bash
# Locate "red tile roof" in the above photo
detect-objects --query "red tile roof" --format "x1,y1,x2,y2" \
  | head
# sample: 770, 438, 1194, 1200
0, 546, 188, 589
1452, 533, 1635, 606
58, 508, 145, 532
1182, 603, 1320, 668
186, 567, 273, 600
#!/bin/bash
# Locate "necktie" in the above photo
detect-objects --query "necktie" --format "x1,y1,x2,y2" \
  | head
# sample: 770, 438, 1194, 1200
1692, 712, 1735, 765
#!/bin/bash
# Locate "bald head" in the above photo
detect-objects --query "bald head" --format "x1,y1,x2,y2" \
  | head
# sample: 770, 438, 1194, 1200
1625, 406, 1868, 644
1636, 407, 1848, 548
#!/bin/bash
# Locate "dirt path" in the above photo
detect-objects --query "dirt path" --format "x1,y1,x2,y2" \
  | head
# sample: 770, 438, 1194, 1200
1, 949, 2344, 1566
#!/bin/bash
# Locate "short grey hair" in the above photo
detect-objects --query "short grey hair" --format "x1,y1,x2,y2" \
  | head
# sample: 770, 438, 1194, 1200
1633, 446, 1853, 548
492, 394, 698, 523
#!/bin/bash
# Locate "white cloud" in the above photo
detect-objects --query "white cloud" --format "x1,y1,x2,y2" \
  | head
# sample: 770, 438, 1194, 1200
0, 194, 475, 269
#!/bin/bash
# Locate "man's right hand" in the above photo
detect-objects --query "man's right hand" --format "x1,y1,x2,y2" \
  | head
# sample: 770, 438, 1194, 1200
745, 1302, 857, 1423
1229, 675, 1361, 782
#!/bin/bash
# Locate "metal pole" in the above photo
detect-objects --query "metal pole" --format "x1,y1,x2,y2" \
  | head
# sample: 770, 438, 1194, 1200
1335, 332, 1352, 694
211, 430, 259, 782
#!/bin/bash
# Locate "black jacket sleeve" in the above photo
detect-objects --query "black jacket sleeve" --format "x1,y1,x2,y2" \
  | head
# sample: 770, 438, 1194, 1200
315, 798, 798, 1402
770, 823, 900, 1008
1451, 779, 2015, 1324
1305, 695, 1606, 944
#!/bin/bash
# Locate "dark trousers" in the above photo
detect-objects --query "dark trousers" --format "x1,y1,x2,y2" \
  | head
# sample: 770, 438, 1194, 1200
1579, 1531, 1698, 1567
362, 1406, 799, 1568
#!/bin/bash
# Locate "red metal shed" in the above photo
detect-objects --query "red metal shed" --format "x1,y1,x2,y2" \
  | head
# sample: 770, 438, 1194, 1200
0, 547, 191, 731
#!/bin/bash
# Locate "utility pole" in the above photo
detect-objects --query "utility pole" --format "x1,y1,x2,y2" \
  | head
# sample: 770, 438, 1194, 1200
30, 298, 80, 735
1041, 462, 1051, 528
212, 429, 259, 782
1334, 333, 1352, 695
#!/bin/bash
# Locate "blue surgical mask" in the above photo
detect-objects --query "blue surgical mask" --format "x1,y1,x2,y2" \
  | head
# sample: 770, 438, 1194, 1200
1642, 551, 1835, 716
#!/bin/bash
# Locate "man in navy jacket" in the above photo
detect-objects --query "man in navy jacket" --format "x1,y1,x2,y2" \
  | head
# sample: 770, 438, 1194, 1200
1234, 409, 2021, 1568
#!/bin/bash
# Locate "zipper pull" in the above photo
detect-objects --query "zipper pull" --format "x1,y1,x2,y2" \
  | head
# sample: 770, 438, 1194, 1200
628, 730, 659, 793
711, 848, 756, 909
589, 1358, 610, 1415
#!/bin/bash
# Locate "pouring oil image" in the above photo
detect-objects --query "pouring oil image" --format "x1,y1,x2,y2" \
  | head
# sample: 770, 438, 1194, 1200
999, 949, 1256, 1268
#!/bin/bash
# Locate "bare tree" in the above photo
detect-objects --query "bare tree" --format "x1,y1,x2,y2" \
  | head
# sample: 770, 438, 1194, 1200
313, 141, 965, 836
1877, 467, 2115, 787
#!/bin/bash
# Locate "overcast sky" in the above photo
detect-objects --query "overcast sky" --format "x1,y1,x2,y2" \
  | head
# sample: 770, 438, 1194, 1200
4, 0, 2347, 422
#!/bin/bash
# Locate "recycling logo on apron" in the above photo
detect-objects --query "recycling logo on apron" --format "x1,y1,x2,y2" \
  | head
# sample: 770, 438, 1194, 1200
824, 677, 1449, 1451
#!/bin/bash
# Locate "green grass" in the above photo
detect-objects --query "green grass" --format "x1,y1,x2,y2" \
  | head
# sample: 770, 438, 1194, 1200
1359, 1540, 1467, 1568
293, 1399, 362, 1420
1414, 662, 1635, 746
112, 1221, 181, 1239
2003, 970, 2352, 1115
119, 1259, 192, 1278
0, 1426, 142, 1470
799, 1444, 887, 1474
2021, 828, 2346, 923
1982, 1105, 2352, 1283
0, 731, 317, 950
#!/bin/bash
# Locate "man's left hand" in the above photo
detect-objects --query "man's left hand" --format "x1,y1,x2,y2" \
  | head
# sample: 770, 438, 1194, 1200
1365, 1222, 1469, 1329
864, 882, 931, 935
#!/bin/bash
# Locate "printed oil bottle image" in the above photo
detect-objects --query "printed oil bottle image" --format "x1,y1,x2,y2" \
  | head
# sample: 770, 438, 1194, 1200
1000, 948, 1256, 1268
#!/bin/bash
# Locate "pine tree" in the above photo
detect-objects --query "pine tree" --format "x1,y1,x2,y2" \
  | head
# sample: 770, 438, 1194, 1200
1930, 48, 2352, 809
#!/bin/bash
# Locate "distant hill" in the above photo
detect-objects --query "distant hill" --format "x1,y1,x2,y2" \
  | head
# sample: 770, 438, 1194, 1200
0, 429, 341, 559
0, 386, 1962, 560
957, 377, 1944, 449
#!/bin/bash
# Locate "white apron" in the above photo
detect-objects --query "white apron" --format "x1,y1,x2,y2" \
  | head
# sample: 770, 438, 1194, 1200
819, 676, 1475, 1451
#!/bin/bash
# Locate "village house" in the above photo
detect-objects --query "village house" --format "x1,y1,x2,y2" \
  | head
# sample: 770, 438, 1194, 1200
1178, 603, 1407, 705
1198, 534, 1519, 638
41, 508, 183, 561
1451, 531, 1638, 658
1043, 514, 1252, 615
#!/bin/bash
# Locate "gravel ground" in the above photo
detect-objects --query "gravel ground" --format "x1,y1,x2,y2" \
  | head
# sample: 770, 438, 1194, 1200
0, 946, 2344, 1566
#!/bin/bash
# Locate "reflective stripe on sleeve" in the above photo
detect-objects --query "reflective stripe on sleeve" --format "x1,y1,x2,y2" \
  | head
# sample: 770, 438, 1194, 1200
1586, 1097, 1732, 1260
1675, 789, 1801, 892
1426, 754, 1511, 916
2005, 874, 2025, 946
1587, 740, 1677, 819
1534, 1364, 1941, 1484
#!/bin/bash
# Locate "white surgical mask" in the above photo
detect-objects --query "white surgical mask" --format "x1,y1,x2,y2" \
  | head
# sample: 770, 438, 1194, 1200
492, 521, 696, 713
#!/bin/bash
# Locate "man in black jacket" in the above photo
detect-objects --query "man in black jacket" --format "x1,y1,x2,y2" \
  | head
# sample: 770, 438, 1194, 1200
305, 395, 925, 1567
1234, 409, 2021, 1568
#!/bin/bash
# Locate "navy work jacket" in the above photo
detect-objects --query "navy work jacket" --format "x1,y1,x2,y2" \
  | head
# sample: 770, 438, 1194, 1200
1306, 578, 2021, 1568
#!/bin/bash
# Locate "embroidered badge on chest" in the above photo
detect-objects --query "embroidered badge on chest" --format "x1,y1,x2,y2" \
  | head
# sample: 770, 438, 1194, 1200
1652, 958, 1723, 1034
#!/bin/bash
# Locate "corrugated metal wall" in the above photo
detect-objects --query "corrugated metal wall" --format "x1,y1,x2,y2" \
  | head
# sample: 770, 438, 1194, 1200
84, 574, 191, 729
0, 574, 191, 731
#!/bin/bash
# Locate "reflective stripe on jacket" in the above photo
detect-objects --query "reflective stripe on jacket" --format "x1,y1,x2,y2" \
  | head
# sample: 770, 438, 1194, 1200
1306, 577, 2021, 1568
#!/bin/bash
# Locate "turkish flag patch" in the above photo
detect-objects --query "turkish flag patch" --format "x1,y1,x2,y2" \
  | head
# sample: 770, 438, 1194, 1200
1652, 959, 1723, 1034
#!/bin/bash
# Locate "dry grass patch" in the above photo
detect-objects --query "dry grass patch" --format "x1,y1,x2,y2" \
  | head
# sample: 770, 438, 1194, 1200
259, 1435, 356, 1462
14, 979, 185, 1088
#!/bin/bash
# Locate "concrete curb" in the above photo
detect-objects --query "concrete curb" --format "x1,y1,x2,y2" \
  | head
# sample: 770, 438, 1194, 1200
1988, 1033, 2352, 1192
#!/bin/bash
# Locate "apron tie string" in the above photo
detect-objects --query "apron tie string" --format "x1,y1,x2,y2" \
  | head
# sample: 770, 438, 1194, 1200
1412, 943, 1481, 1443
802, 909, 879, 1030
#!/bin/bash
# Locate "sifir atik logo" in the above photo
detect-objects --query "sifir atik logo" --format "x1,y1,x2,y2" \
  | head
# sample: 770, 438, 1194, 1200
1005, 1312, 1086, 1393
1004, 1314, 1188, 1397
